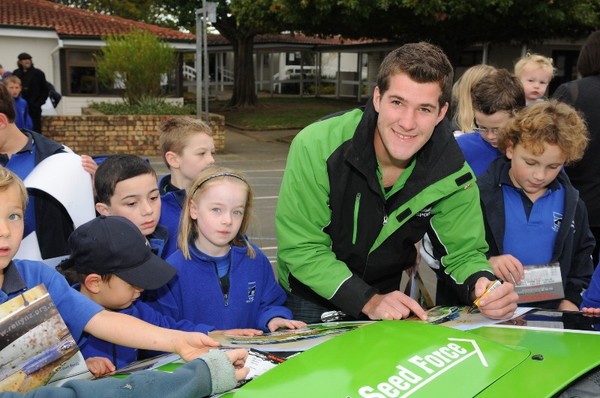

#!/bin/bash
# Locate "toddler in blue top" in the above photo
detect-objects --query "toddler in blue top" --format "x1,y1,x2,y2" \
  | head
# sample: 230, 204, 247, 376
146, 166, 306, 332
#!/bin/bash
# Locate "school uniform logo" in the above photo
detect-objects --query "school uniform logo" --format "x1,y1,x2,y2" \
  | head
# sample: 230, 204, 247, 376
552, 212, 563, 232
246, 282, 256, 303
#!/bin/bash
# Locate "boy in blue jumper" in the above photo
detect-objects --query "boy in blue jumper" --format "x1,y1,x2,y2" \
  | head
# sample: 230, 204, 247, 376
3, 75, 33, 130
59, 215, 260, 376
94, 154, 170, 258
456, 69, 525, 176
477, 100, 594, 310
0, 165, 229, 380
158, 117, 215, 258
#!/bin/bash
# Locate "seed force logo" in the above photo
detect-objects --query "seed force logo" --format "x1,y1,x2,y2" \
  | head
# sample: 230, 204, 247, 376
357, 338, 488, 398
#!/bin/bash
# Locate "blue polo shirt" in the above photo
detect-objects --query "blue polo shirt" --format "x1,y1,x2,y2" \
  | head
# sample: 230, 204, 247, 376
456, 133, 502, 177
0, 260, 103, 341
501, 173, 564, 265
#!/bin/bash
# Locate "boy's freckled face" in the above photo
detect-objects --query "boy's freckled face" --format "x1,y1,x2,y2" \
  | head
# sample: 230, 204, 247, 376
176, 133, 215, 189
0, 185, 25, 271
96, 276, 143, 310
98, 174, 161, 237
506, 142, 566, 202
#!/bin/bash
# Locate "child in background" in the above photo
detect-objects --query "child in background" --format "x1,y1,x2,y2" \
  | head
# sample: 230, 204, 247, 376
94, 154, 169, 258
146, 166, 306, 332
456, 69, 526, 176
158, 117, 215, 257
514, 53, 555, 105
3, 75, 33, 130
582, 265, 600, 312
478, 100, 593, 310
450, 64, 496, 136
58, 215, 260, 376
0, 165, 227, 375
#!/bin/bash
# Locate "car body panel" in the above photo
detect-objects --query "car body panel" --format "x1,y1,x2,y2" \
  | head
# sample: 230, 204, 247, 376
226, 321, 532, 397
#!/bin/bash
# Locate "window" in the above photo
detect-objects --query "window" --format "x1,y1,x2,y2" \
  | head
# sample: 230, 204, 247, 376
63, 49, 117, 96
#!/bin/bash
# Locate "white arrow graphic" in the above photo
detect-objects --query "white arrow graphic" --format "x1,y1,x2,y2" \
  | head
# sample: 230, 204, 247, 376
400, 338, 489, 398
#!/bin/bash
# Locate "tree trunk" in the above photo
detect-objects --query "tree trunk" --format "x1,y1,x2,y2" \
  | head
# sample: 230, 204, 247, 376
229, 34, 258, 108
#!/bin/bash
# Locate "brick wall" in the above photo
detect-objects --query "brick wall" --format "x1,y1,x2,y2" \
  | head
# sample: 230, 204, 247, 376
41, 113, 226, 156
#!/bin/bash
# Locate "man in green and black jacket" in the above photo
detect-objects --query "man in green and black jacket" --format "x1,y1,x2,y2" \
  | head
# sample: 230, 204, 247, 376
276, 42, 518, 323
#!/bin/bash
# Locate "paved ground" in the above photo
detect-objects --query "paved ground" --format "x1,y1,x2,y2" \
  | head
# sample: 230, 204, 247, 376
149, 126, 437, 303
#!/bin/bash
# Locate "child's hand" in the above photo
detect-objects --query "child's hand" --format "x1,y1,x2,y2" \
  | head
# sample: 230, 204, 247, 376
85, 356, 116, 377
224, 349, 250, 381
174, 331, 221, 361
80, 154, 98, 178
489, 254, 524, 284
210, 328, 264, 337
267, 317, 307, 332
581, 307, 600, 316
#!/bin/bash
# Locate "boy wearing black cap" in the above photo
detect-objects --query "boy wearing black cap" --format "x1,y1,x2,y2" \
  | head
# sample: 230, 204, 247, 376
59, 216, 260, 376
0, 166, 246, 385
13, 52, 48, 134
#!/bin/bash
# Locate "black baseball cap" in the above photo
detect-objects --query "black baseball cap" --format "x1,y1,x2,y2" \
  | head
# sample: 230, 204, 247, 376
67, 216, 176, 290
18, 53, 32, 61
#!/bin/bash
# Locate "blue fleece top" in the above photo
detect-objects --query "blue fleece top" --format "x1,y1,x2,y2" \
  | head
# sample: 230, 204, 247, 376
77, 294, 213, 369
456, 132, 502, 177
13, 96, 33, 131
0, 260, 103, 342
145, 242, 292, 331
158, 174, 187, 258
582, 265, 600, 309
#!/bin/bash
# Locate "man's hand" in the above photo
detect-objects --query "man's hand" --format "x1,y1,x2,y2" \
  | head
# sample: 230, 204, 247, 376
224, 349, 250, 381
488, 254, 524, 284
362, 291, 428, 321
473, 278, 518, 319
85, 356, 116, 377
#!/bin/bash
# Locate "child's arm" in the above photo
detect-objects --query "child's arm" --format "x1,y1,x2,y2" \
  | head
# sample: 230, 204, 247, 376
84, 310, 219, 360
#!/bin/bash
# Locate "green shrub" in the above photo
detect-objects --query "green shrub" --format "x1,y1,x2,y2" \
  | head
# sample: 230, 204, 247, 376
96, 30, 175, 106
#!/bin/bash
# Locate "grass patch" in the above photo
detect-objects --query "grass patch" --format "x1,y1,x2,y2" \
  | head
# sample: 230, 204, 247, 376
211, 97, 362, 129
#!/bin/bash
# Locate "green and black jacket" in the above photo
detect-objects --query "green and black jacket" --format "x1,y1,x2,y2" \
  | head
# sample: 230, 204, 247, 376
276, 99, 494, 318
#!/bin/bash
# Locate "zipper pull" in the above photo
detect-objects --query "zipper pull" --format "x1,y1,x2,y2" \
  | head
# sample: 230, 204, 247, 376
383, 215, 388, 225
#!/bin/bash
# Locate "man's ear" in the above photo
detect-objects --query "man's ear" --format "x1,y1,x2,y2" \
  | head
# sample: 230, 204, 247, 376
164, 151, 180, 169
95, 202, 110, 216
83, 274, 103, 293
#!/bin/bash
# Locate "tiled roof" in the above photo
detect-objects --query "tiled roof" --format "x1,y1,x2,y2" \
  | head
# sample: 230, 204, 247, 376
0, 0, 195, 41
0, 0, 381, 47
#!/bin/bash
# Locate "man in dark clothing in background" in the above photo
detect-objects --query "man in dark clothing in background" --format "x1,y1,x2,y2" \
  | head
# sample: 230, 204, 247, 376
13, 52, 48, 134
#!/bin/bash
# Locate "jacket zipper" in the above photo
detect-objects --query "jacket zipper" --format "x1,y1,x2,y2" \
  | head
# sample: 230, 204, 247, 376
353, 193, 361, 244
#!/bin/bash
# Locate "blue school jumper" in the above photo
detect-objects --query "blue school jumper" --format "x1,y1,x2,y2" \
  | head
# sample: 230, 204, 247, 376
145, 242, 292, 332
456, 132, 501, 176
158, 174, 187, 258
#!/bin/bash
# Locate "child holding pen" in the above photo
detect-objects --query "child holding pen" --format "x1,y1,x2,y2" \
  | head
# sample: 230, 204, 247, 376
477, 100, 593, 310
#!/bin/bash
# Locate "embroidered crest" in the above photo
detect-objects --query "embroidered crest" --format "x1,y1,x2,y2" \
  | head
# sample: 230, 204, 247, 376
246, 282, 257, 303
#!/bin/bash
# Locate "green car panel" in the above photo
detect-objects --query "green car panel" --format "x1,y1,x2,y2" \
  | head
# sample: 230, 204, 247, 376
227, 321, 531, 397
